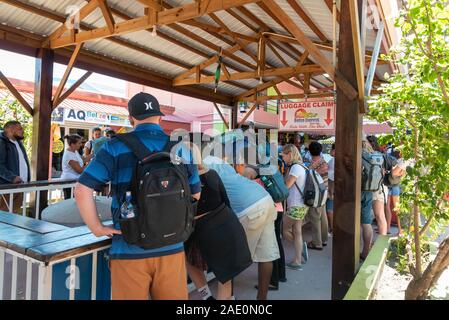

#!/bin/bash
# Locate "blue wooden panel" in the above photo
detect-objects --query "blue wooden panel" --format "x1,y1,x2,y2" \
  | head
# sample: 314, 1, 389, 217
75, 254, 92, 300
96, 250, 111, 300
51, 260, 70, 300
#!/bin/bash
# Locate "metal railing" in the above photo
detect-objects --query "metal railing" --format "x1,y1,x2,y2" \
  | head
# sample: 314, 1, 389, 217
0, 180, 111, 219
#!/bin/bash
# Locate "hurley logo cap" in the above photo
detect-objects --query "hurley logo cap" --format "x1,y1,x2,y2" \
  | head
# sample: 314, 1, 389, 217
128, 92, 165, 120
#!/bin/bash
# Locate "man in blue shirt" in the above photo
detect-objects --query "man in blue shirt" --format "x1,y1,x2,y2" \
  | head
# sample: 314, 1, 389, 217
203, 153, 279, 300
75, 93, 201, 300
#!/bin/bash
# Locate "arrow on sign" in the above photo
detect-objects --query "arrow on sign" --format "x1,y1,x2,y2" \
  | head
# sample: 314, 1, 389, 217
325, 108, 333, 125
281, 111, 288, 126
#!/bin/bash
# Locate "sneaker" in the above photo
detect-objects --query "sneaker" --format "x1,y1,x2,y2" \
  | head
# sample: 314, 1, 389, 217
286, 262, 303, 270
302, 241, 309, 263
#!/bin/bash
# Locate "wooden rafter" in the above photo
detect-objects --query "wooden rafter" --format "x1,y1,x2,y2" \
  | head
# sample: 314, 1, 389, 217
266, 40, 289, 66
53, 71, 93, 109
173, 65, 323, 86
43, 0, 99, 46
304, 73, 311, 94
137, 0, 162, 11
273, 85, 282, 96
237, 104, 257, 127
97, 0, 115, 33
213, 103, 229, 129
0, 25, 234, 105
225, 8, 258, 33
208, 13, 259, 64
53, 43, 83, 107
0, 70, 33, 115
286, 0, 328, 41
168, 24, 256, 70
49, 0, 259, 48
263, 0, 358, 100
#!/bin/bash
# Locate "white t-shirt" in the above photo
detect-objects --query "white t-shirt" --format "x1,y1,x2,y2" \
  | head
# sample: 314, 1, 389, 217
286, 163, 307, 209
10, 139, 28, 182
61, 149, 83, 180
328, 157, 335, 181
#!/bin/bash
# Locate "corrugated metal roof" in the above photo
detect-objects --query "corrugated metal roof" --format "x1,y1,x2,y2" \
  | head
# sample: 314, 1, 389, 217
0, 0, 392, 96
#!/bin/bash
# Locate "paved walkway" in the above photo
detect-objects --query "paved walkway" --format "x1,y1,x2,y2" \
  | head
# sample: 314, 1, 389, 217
189, 224, 333, 300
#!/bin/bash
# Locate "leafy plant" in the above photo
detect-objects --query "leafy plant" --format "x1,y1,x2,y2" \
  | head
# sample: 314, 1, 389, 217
0, 95, 33, 156
369, 0, 449, 300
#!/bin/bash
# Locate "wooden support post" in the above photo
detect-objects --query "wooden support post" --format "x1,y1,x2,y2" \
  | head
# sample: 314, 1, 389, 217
31, 48, 54, 214
332, 0, 364, 300
231, 103, 238, 130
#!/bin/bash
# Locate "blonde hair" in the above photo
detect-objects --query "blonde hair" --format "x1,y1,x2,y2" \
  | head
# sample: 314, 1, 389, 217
282, 144, 303, 164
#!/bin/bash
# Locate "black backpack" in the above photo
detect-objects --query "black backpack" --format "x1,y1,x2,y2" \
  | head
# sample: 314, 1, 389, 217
115, 133, 195, 249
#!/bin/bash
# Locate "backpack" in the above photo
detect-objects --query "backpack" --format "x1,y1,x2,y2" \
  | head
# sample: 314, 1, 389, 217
115, 133, 195, 249
91, 136, 109, 154
294, 164, 328, 208
249, 164, 289, 203
361, 150, 384, 191
382, 154, 401, 187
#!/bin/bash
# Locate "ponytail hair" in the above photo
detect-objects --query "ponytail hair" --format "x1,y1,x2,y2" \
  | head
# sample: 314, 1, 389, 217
64, 134, 82, 146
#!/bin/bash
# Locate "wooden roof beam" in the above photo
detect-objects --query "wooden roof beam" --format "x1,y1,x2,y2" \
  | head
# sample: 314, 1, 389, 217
173, 65, 323, 86
53, 43, 83, 108
97, 0, 116, 34
241, 92, 334, 103
286, 0, 328, 42
49, 0, 259, 48
0, 70, 33, 115
263, 0, 358, 100
54, 71, 93, 109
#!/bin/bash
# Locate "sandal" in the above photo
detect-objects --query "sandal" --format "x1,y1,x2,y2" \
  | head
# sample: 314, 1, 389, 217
307, 242, 323, 251
286, 262, 303, 270
254, 284, 278, 291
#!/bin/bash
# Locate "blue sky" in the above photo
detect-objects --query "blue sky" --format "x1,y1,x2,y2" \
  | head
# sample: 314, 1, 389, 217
0, 49, 126, 97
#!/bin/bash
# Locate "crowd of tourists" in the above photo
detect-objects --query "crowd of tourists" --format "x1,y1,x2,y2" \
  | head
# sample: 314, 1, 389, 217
0, 92, 405, 300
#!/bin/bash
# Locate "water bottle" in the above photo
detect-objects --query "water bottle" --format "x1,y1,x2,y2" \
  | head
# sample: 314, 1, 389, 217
120, 191, 136, 219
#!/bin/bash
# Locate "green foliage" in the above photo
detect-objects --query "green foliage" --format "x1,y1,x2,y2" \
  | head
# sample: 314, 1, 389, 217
0, 95, 33, 155
369, 0, 449, 277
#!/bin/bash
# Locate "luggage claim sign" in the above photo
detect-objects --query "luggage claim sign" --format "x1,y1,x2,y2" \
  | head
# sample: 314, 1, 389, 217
278, 99, 336, 132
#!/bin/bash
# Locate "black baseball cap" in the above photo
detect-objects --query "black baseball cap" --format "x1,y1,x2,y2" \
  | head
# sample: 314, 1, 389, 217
128, 92, 165, 120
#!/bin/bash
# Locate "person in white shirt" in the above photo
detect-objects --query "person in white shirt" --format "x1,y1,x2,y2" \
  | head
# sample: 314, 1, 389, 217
0, 121, 30, 214
61, 134, 92, 199
281, 144, 308, 270
83, 127, 102, 157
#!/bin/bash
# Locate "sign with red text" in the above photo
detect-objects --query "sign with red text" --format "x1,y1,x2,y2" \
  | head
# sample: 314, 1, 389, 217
279, 98, 336, 132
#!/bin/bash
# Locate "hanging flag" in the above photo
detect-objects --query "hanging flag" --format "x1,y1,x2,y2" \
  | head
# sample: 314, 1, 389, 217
214, 48, 223, 93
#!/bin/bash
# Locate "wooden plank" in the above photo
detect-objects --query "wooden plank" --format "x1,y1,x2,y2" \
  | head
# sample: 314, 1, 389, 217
97, 0, 115, 33
241, 91, 334, 103
266, 40, 289, 66
349, 0, 366, 109
0, 70, 33, 115
263, 0, 358, 101
0, 212, 68, 234
286, 0, 328, 41
50, 0, 259, 48
44, 0, 99, 46
304, 73, 311, 94
225, 8, 258, 33
137, 0, 162, 11
332, 0, 364, 300
237, 104, 257, 127
54, 71, 93, 109
365, 22, 384, 96
53, 43, 83, 107
213, 103, 229, 129
27, 233, 111, 263
273, 85, 282, 96
173, 65, 323, 86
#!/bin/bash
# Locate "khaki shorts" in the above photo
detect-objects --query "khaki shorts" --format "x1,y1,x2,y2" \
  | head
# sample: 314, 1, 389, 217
110, 251, 188, 300
239, 196, 280, 263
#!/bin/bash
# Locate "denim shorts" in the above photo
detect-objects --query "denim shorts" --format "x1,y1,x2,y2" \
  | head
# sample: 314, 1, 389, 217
389, 185, 401, 196
326, 199, 334, 212
361, 191, 374, 225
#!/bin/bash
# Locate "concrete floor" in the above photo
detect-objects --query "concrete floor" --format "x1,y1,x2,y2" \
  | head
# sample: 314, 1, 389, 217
189, 224, 333, 300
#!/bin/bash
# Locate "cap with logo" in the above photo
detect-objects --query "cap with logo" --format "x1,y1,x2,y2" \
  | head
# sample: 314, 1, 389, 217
128, 92, 165, 120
